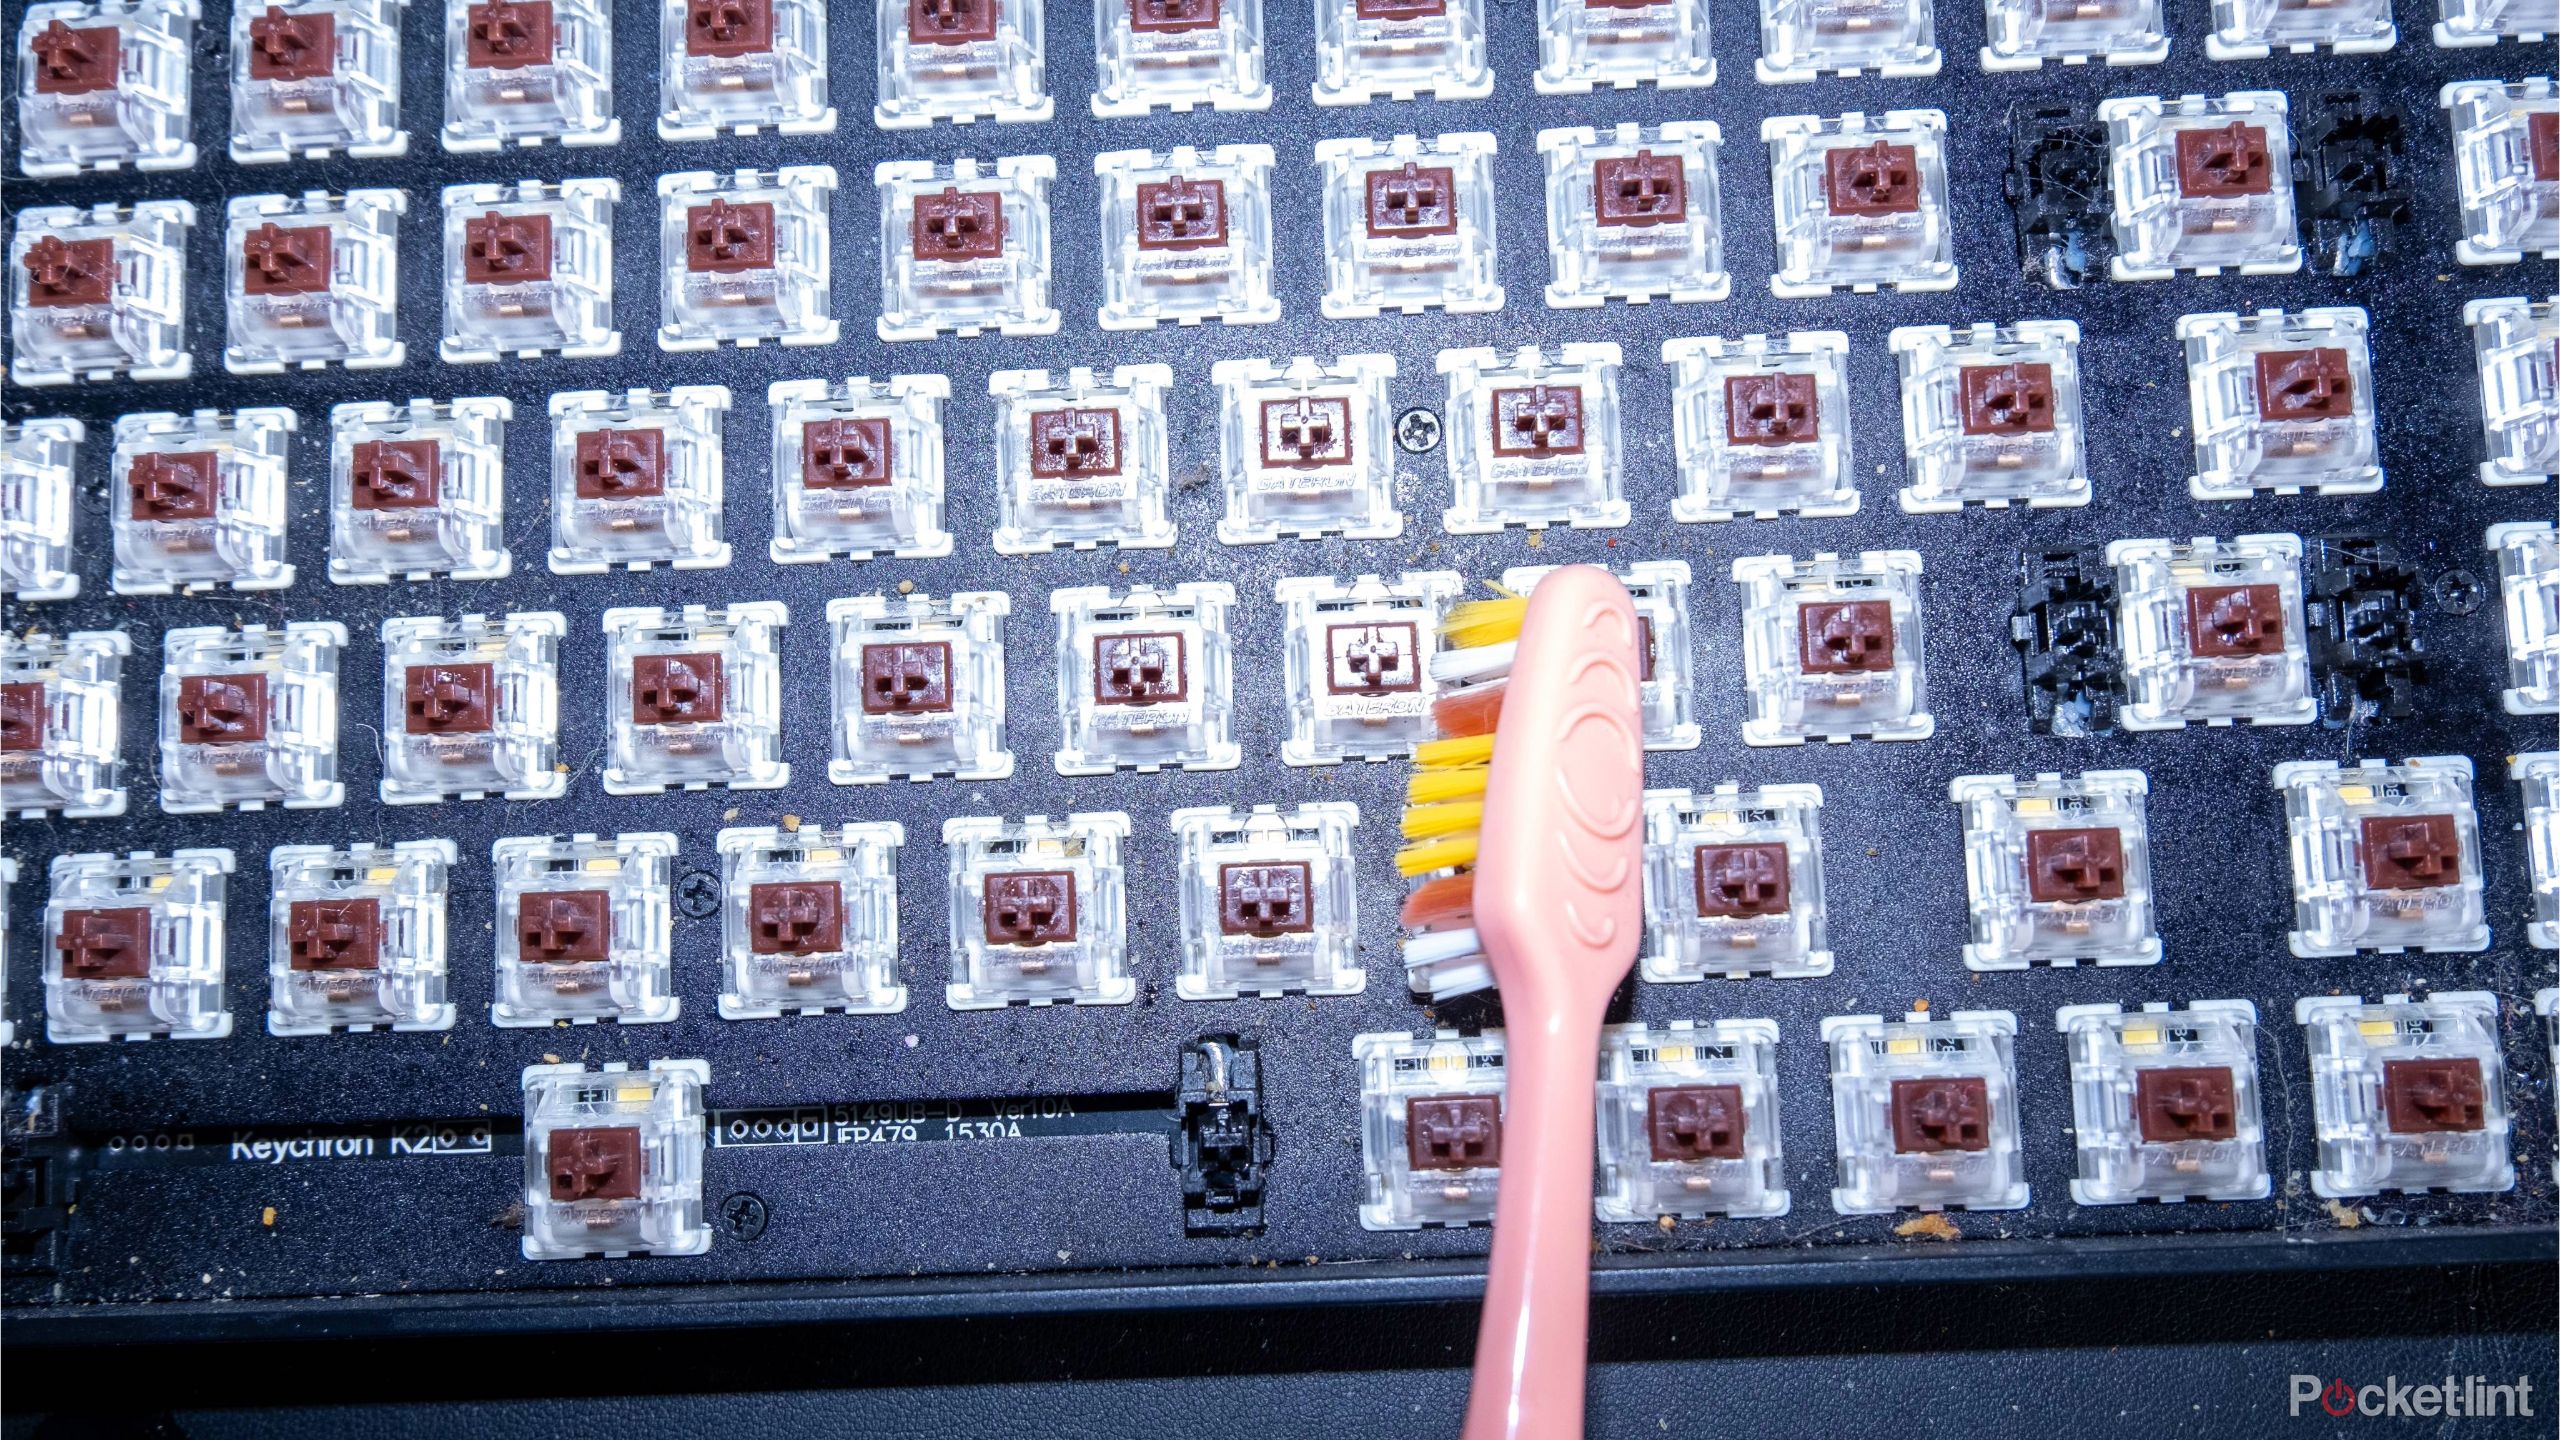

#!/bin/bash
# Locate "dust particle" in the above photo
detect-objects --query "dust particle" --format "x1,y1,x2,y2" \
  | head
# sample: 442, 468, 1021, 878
897, 579, 915, 594
1894, 1214, 1962, 1242
2322, 1199, 2364, 1229
260, 1206, 276, 1227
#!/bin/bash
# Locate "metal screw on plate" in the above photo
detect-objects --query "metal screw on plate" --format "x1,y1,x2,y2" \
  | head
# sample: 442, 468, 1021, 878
675, 869, 721, 919
719, 1191, 769, 1242
1395, 407, 1443, 454
2430, 569, 2485, 616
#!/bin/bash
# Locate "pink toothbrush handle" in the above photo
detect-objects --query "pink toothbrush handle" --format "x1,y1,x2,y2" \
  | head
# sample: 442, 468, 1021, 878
1463, 566, 1646, 1440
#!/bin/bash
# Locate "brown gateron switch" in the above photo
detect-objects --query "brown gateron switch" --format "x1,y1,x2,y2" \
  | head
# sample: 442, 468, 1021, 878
547, 1126, 643, 1201
747, 881, 842, 955
463, 211, 552, 284
1796, 599, 1894, 674
349, 439, 441, 510
288, 897, 382, 971
1218, 861, 1312, 937
57, 907, 154, 980
1648, 1084, 1746, 1162
519, 889, 611, 962
176, 672, 269, 744
1693, 842, 1789, 919
1889, 1075, 1991, 1154
2134, 1065, 2237, 1143
1406, 1094, 1500, 1170
983, 870, 1076, 946
404, 662, 495, 735
2023, 827, 2125, 903
630, 652, 725, 725
858, 641, 953, 714
1093, 632, 1184, 705
2183, 583, 2285, 658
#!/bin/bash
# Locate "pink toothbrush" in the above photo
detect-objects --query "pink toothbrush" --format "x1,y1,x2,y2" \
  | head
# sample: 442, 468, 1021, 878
1396, 565, 1647, 1440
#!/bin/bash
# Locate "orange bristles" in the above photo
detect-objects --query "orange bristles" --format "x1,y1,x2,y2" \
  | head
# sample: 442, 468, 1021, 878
1399, 874, 1478, 931
1430, 681, 1505, 739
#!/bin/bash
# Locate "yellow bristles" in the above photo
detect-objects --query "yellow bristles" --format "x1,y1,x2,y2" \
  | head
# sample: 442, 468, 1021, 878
1395, 833, 1481, 878
1439, 595, 1527, 652
1414, 733, 1497, 769
1400, 800, 1484, 841
1406, 766, 1489, 806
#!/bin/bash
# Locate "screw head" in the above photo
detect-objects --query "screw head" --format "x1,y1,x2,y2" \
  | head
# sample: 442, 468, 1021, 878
719, 1191, 769, 1242
674, 869, 721, 919
1394, 407, 1442, 454
2430, 568, 2485, 616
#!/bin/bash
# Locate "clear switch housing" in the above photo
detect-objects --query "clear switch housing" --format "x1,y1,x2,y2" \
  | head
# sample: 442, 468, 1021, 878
2057, 1000, 2268, 1204
1277, 570, 1462, 766
1762, 110, 1955, 296
1537, 122, 1727, 308
1314, 133, 1504, 319
2207, 0, 2392, 55
45, 847, 232, 1042
1824, 1008, 2028, 1214
227, 0, 405, 162
378, 610, 565, 804
521, 1059, 710, 1258
1733, 549, 1932, 745
876, 155, 1059, 340
2493, 520, 2558, 714
491, 831, 678, 1026
2467, 296, 2558, 485
1, 628, 128, 818
157, 621, 343, 813
1951, 769, 2158, 969
1094, 144, 1279, 330
2442, 79, 2559, 266
1211, 354, 1402, 543
1312, 0, 1490, 105
1663, 331, 1857, 522
1170, 802, 1363, 1000
826, 589, 1012, 784
1535, 0, 1714, 93
109, 407, 294, 594
441, 0, 617, 150
1050, 582, 1238, 775
2178, 307, 2379, 499
266, 839, 455, 1034
1598, 1020, 1788, 1220
990, 364, 1176, 554
547, 386, 731, 573
716, 822, 904, 1017
943, 812, 1132, 1009
440, 178, 621, 363
1, 417, 83, 600
2107, 531, 2313, 729
657, 0, 832, 139
2100, 92, 2301, 281
1891, 320, 2088, 512
2276, 756, 2489, 956
768, 375, 951, 563
1355, 1028, 1506, 1229
2296, 992, 2513, 1197
1093, 0, 1268, 115
1979, 0, 2164, 67
10, 199, 192, 385
1639, 783, 1830, 981
600, 601, 788, 794
326, 397, 511, 583
222, 189, 404, 373
1756, 0, 1939, 81
1439, 343, 1628, 534
874, 0, 1050, 127
2512, 751, 2559, 949
17, 0, 198, 176
656, 167, 836, 350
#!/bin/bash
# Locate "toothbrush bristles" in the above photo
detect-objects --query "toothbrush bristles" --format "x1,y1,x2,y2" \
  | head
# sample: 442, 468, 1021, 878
1397, 585, 1526, 997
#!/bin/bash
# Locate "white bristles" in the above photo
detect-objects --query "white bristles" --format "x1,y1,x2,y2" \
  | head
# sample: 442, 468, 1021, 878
1402, 927, 1495, 1001
1428, 639, 1516, 686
